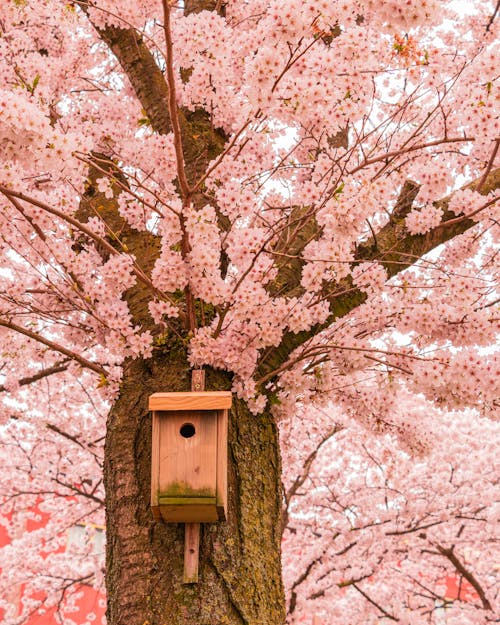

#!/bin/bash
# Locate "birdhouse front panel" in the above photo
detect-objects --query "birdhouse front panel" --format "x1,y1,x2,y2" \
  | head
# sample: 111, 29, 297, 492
158, 410, 217, 516
150, 391, 231, 523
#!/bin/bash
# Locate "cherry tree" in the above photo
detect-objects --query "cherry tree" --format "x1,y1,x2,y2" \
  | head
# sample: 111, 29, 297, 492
282, 402, 500, 625
0, 0, 498, 624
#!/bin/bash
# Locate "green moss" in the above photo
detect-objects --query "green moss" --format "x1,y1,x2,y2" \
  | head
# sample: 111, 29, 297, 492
152, 329, 188, 359
194, 300, 216, 326
158, 480, 215, 498
159, 497, 216, 507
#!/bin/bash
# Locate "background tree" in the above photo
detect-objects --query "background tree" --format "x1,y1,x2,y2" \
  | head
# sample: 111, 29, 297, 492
0, 1, 498, 624
282, 402, 500, 624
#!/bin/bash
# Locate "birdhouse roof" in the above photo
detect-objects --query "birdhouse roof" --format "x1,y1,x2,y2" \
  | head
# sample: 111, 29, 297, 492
149, 391, 232, 411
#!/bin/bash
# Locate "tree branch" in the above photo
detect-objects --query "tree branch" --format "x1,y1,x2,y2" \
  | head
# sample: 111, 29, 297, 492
53, 475, 105, 507
76, 1, 172, 135
352, 583, 399, 621
392, 179, 421, 219
288, 554, 324, 616
79, 0, 227, 185
0, 318, 107, 377
256, 167, 500, 382
486, 0, 500, 31
358, 167, 500, 278
0, 186, 167, 304
436, 544, 493, 610
283, 424, 343, 530
0, 360, 70, 393
77, 0, 228, 332
46, 423, 88, 450
161, 0, 191, 202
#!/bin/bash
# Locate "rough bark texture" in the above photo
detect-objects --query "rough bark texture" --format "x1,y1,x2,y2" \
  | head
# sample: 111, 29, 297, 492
104, 355, 285, 625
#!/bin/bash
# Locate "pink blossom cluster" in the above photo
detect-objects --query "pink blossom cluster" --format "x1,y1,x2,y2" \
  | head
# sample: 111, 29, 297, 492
281, 405, 500, 624
365, 0, 443, 30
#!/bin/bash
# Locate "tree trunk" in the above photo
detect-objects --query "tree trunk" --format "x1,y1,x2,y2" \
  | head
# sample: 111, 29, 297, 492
104, 352, 285, 625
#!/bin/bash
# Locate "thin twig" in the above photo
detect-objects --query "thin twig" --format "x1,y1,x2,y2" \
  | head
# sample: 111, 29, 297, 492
434, 196, 499, 229
190, 119, 252, 194
363, 354, 413, 375
476, 139, 500, 192
0, 318, 107, 377
486, 0, 500, 31
352, 583, 399, 621
349, 136, 474, 176
0, 186, 174, 306
0, 360, 70, 393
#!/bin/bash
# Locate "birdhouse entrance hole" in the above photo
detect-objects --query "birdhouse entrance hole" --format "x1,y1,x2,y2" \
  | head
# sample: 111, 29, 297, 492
180, 423, 196, 438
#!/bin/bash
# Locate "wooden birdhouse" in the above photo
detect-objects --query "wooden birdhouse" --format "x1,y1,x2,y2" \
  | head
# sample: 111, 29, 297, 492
149, 391, 232, 524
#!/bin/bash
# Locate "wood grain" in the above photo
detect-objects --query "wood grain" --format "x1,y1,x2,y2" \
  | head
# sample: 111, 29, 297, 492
158, 410, 217, 498
149, 391, 232, 411
216, 408, 228, 521
183, 522, 201, 583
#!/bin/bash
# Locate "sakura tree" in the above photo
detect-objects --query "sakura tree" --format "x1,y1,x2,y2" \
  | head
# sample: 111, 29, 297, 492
282, 402, 500, 625
0, 0, 498, 624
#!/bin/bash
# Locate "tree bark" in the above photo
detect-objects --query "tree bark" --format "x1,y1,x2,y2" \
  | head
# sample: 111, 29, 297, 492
104, 354, 285, 625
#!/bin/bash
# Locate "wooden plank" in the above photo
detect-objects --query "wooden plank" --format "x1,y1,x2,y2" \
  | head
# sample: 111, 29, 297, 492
159, 497, 216, 506
160, 504, 219, 523
183, 370, 205, 584
151, 505, 161, 522
158, 410, 217, 498
183, 523, 201, 583
191, 369, 205, 392
151, 411, 160, 509
216, 408, 228, 521
149, 391, 232, 411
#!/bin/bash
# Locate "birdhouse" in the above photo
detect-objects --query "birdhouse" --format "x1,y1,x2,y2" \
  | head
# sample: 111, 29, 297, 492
149, 391, 232, 523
